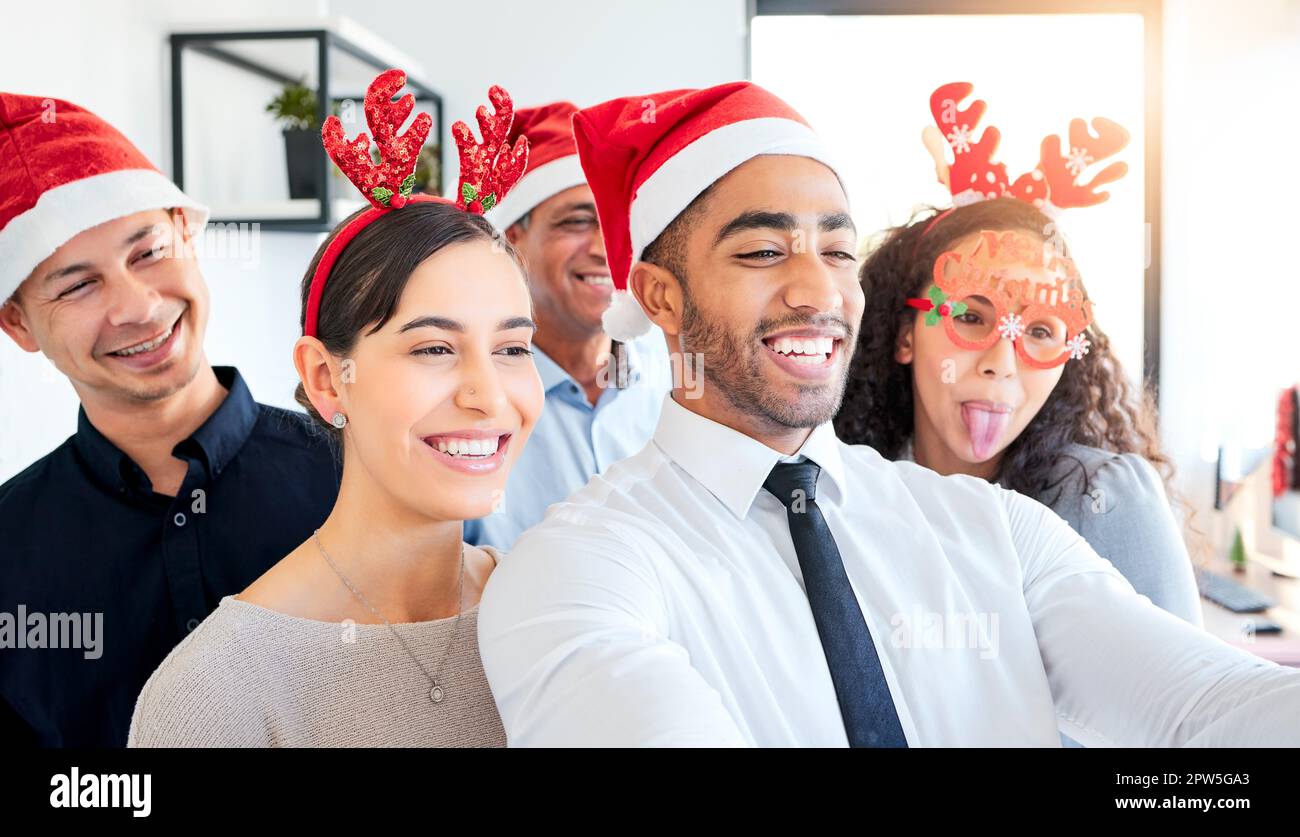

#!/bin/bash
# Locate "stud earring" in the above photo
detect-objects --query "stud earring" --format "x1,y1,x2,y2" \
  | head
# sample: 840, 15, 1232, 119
330, 412, 348, 429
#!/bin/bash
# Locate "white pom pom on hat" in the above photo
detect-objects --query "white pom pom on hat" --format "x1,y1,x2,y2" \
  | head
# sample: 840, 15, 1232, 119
601, 288, 653, 342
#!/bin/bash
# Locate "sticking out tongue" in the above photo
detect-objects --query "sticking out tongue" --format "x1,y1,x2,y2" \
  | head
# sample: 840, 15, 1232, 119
961, 403, 1011, 461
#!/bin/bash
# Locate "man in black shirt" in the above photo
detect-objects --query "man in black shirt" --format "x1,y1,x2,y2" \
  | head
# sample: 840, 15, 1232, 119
0, 92, 339, 745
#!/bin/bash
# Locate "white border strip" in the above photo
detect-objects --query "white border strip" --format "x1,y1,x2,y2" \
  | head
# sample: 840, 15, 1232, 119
628, 116, 840, 260
0, 169, 209, 300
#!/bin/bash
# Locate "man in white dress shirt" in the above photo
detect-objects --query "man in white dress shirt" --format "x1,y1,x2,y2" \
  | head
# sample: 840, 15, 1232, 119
477, 82, 1300, 747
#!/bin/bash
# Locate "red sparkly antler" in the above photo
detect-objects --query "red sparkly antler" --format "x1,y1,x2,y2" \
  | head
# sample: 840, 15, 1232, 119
926, 81, 1009, 203
453, 86, 529, 214
321, 68, 432, 210
1036, 117, 1130, 209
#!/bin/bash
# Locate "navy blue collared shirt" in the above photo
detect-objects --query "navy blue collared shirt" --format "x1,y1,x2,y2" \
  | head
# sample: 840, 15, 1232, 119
0, 366, 340, 746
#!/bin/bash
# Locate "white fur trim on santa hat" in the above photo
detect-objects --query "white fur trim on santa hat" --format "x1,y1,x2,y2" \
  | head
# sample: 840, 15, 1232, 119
601, 288, 653, 342
484, 154, 587, 232
629, 117, 840, 264
0, 168, 209, 301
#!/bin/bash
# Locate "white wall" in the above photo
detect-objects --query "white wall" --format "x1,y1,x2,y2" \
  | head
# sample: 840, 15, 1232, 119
1160, 0, 1300, 525
0, 0, 748, 482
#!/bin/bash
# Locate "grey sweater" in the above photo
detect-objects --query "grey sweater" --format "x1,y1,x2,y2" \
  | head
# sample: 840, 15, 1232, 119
900, 440, 1202, 626
127, 545, 507, 747
1027, 444, 1201, 626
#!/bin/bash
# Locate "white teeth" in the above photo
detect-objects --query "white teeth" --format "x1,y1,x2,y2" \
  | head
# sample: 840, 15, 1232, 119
434, 436, 500, 458
769, 336, 835, 357
580, 274, 613, 286
113, 325, 173, 356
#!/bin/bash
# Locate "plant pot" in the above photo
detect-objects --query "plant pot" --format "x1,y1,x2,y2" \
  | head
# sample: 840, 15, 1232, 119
282, 128, 321, 200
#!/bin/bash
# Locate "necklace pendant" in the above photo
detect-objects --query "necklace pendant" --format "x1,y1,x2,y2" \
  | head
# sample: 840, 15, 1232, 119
430, 684, 444, 704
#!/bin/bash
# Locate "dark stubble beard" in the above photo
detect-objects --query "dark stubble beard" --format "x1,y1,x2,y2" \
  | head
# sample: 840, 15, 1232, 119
677, 282, 855, 431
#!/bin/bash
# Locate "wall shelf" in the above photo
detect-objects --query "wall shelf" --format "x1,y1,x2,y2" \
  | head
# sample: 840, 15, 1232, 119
170, 22, 443, 232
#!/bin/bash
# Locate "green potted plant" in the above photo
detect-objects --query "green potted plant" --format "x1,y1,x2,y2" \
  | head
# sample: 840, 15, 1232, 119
266, 79, 321, 200
412, 144, 441, 195
1229, 526, 1248, 573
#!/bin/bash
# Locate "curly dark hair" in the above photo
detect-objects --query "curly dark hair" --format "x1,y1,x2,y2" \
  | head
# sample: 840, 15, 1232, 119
834, 198, 1189, 526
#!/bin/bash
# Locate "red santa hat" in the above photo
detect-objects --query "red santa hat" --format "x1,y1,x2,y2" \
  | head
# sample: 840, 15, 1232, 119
572, 81, 840, 342
0, 92, 209, 302
484, 100, 585, 231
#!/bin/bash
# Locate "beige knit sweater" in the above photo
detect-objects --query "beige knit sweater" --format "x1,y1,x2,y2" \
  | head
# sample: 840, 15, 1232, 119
127, 545, 506, 747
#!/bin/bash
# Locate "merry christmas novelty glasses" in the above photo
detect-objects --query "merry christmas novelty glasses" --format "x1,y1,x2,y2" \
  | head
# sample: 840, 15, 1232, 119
906, 229, 1093, 369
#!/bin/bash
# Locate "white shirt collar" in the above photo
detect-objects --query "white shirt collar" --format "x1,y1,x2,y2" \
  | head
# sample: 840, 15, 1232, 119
651, 392, 847, 520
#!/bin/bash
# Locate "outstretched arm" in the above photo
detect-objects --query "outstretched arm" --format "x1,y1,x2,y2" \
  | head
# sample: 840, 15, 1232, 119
1007, 487, 1300, 747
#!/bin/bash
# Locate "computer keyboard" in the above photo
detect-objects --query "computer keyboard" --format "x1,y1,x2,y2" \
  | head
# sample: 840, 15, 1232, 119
1197, 570, 1274, 613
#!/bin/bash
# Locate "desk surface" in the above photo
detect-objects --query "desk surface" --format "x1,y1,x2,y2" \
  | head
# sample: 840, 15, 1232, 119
1199, 556, 1300, 666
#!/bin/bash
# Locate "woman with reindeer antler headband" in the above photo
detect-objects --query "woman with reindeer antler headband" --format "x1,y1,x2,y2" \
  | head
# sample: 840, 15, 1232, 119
835, 82, 1202, 633
128, 70, 539, 747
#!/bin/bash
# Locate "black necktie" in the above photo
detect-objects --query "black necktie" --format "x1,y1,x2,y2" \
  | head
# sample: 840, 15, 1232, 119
763, 459, 908, 747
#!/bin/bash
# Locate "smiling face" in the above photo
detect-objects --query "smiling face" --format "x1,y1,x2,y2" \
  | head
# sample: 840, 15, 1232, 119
506, 184, 611, 341
0, 208, 208, 404
301, 238, 544, 522
635, 154, 861, 439
899, 229, 1068, 473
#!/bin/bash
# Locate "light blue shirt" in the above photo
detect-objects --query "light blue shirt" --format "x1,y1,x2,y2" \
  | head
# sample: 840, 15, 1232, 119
464, 334, 671, 551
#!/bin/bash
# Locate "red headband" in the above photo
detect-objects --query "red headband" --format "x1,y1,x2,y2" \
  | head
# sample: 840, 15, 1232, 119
303, 69, 528, 338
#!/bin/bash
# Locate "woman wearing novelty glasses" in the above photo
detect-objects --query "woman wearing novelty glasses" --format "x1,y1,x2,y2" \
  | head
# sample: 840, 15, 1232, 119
835, 196, 1200, 627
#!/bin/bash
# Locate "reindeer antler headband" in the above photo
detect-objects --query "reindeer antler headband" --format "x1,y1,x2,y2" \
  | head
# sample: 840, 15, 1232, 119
303, 69, 529, 337
906, 82, 1131, 368
922, 81, 1129, 218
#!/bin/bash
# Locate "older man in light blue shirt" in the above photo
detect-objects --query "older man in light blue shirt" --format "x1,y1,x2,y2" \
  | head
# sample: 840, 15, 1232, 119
468, 101, 670, 549
465, 333, 670, 549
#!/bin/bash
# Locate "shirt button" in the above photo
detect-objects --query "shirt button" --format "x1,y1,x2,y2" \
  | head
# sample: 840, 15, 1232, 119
571, 384, 579, 393
173, 512, 187, 527
186, 618, 200, 631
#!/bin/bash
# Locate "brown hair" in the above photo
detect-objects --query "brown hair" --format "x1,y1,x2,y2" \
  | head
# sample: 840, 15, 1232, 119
294, 200, 523, 442
835, 198, 1197, 550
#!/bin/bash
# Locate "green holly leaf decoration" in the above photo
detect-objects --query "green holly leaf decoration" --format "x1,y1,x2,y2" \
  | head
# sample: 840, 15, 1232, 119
399, 174, 416, 198
461, 182, 479, 203
924, 311, 941, 327
480, 193, 498, 212
949, 301, 967, 317
927, 285, 947, 305
372, 186, 393, 206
